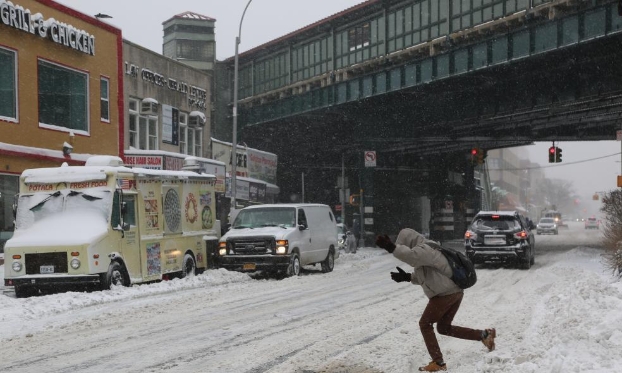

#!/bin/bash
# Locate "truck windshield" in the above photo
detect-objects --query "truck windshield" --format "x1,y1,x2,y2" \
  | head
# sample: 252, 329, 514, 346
233, 207, 296, 229
15, 189, 112, 230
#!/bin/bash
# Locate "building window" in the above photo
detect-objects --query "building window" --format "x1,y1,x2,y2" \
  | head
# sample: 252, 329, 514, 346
194, 129, 202, 157
129, 99, 139, 148
100, 77, 110, 122
0, 47, 17, 121
179, 113, 187, 154
38, 60, 88, 133
349, 22, 371, 51
176, 40, 214, 60
128, 98, 158, 150
0, 174, 19, 253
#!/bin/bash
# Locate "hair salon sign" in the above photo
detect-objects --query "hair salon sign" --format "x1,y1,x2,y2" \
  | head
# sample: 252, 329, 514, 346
0, 0, 95, 55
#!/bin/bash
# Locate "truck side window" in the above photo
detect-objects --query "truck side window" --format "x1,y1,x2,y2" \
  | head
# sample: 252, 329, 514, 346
111, 191, 121, 228
297, 209, 308, 228
123, 196, 136, 227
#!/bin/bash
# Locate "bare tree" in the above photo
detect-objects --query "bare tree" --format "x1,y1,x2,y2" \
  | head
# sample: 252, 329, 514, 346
600, 190, 622, 277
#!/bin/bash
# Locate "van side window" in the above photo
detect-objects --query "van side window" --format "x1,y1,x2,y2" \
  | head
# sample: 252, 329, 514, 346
297, 209, 308, 228
328, 211, 334, 222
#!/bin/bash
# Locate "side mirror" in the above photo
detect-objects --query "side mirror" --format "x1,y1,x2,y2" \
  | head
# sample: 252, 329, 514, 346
122, 222, 131, 231
121, 201, 127, 216
298, 224, 306, 231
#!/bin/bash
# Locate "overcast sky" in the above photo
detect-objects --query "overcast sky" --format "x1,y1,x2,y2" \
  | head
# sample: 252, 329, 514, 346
54, 0, 622, 204
55, 0, 365, 59
517, 141, 622, 205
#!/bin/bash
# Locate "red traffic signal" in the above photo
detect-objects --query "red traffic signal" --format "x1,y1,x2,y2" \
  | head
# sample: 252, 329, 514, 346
548, 146, 555, 163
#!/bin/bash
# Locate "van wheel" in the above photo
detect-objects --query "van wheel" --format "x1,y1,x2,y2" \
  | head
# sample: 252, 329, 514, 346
101, 261, 130, 290
321, 249, 335, 273
287, 253, 301, 277
182, 254, 196, 278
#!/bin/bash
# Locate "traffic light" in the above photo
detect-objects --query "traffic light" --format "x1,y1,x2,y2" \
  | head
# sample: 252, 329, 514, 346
555, 147, 562, 163
470, 148, 486, 165
548, 146, 555, 163
349, 194, 360, 206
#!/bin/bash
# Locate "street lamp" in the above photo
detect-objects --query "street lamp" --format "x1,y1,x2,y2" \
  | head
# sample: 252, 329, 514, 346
232, 0, 254, 210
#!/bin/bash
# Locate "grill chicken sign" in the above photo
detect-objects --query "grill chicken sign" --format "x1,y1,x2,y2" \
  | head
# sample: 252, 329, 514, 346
0, 0, 96, 55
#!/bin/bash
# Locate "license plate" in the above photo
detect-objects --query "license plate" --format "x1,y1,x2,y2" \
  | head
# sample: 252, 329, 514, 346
484, 236, 506, 245
40, 265, 55, 274
243, 263, 256, 270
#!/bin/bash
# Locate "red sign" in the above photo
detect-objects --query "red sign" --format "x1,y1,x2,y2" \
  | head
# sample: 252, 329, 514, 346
335, 205, 342, 211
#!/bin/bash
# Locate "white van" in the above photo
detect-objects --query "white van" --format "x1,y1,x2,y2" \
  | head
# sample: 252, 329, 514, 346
216, 204, 339, 276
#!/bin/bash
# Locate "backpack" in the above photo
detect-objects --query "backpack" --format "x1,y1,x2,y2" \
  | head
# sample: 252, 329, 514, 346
427, 241, 477, 289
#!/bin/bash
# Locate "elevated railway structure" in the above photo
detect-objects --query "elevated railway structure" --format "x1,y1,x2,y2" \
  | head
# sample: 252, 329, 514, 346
215, 0, 622, 238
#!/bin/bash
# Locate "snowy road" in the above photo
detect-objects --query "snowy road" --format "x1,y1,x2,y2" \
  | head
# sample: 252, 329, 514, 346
2, 223, 621, 373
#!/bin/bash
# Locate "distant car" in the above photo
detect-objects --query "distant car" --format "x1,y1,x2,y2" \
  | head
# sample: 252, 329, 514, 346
536, 217, 558, 235
336, 223, 357, 253
585, 217, 599, 230
464, 210, 535, 269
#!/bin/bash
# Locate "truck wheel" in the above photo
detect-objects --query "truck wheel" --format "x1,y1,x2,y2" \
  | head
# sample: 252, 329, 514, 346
182, 254, 196, 278
101, 261, 130, 290
14, 285, 38, 298
321, 249, 335, 273
287, 253, 301, 277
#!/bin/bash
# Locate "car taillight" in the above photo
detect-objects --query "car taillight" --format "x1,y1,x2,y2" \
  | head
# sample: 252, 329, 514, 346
465, 231, 477, 240
514, 230, 528, 240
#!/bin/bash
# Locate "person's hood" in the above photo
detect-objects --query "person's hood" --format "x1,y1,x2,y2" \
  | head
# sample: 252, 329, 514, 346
395, 228, 426, 248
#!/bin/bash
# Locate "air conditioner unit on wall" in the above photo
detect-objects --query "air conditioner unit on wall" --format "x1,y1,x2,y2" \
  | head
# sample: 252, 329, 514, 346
141, 98, 159, 115
189, 111, 206, 127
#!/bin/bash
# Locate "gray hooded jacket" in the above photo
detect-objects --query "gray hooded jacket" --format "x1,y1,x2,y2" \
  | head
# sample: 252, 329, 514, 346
392, 228, 462, 298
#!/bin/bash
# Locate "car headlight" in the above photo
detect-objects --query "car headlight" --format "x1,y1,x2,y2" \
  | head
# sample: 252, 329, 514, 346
70, 258, 81, 269
218, 242, 227, 256
12, 261, 22, 272
275, 239, 288, 254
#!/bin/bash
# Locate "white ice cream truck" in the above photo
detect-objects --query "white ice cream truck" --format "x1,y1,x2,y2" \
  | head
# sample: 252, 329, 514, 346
4, 156, 220, 297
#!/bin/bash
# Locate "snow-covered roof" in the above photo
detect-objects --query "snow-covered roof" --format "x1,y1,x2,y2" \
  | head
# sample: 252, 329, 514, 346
21, 164, 215, 185
242, 203, 329, 210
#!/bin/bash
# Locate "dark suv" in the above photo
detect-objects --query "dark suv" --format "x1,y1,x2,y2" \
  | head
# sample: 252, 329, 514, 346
464, 211, 535, 269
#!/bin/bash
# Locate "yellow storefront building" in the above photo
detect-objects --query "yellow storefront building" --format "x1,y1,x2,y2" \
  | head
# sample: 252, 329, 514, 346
0, 0, 123, 253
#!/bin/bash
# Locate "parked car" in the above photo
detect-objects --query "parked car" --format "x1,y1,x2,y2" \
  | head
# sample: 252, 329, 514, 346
585, 217, 599, 229
336, 223, 357, 253
216, 204, 339, 277
464, 210, 535, 269
536, 217, 558, 235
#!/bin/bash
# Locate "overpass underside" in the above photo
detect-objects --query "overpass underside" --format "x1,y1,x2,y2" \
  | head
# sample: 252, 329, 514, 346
235, 2, 622, 237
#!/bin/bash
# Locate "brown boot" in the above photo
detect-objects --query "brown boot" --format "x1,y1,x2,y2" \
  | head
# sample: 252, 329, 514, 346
482, 328, 496, 351
418, 361, 447, 372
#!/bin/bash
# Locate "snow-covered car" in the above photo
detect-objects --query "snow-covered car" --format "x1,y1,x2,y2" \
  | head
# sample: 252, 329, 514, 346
585, 217, 599, 229
536, 218, 558, 235
336, 223, 357, 253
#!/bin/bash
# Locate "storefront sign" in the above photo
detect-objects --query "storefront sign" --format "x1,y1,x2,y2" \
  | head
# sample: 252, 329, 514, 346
0, 0, 95, 55
124, 155, 163, 170
124, 62, 207, 109
248, 148, 278, 185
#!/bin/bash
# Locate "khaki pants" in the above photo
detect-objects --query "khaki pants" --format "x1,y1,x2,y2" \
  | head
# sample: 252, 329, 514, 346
419, 292, 482, 362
